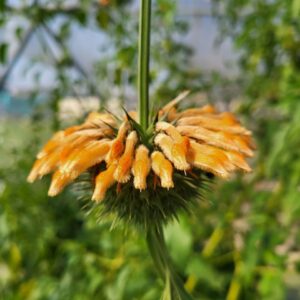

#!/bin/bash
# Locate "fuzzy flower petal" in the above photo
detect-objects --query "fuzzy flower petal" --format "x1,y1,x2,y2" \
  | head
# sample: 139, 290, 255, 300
151, 151, 174, 189
175, 105, 216, 118
154, 133, 190, 171
187, 141, 230, 178
177, 114, 251, 135
43, 140, 111, 196
27, 149, 61, 182
48, 170, 73, 197
159, 90, 190, 121
106, 121, 129, 165
92, 163, 117, 202
176, 125, 254, 157
37, 131, 65, 159
156, 121, 185, 143
132, 145, 151, 190
114, 131, 138, 183
59, 140, 111, 177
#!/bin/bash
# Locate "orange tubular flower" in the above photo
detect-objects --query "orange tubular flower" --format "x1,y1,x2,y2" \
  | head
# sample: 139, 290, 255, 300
155, 121, 190, 154
60, 140, 111, 175
176, 104, 216, 118
154, 133, 190, 171
28, 92, 254, 214
106, 121, 129, 165
48, 170, 72, 197
132, 145, 151, 190
37, 131, 65, 159
47, 140, 111, 196
114, 131, 138, 183
27, 149, 62, 183
151, 151, 174, 189
176, 125, 254, 157
156, 121, 185, 143
92, 163, 117, 202
187, 141, 230, 178
177, 114, 251, 135
158, 90, 190, 121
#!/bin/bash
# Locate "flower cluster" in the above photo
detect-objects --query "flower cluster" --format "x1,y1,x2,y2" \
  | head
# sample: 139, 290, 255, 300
28, 93, 254, 208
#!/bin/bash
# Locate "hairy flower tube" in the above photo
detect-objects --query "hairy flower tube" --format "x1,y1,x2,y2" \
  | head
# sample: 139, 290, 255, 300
28, 93, 255, 227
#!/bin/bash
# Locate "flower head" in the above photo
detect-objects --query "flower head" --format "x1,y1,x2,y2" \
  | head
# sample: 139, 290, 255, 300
28, 92, 255, 227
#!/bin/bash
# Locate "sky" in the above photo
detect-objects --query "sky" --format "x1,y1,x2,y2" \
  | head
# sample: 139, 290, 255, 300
0, 0, 239, 95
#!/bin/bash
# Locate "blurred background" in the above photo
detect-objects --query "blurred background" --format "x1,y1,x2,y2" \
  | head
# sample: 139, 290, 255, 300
1, 0, 300, 299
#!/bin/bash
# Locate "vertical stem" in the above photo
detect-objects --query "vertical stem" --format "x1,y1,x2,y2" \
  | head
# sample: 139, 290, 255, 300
138, 2, 192, 299
138, 0, 151, 130
147, 225, 194, 300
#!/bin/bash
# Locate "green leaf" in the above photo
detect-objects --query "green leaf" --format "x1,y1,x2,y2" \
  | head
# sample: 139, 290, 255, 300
96, 9, 111, 29
292, 0, 300, 18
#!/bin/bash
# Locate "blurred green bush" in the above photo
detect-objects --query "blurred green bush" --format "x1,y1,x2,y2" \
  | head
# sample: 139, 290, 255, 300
1, 0, 300, 299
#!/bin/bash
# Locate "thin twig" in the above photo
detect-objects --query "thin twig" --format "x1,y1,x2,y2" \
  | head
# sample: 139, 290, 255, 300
0, 27, 36, 90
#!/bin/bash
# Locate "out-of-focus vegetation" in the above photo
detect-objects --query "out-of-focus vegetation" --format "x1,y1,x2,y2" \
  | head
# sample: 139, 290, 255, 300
1, 0, 300, 299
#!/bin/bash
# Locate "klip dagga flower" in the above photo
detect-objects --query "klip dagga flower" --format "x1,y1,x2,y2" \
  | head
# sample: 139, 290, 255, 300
28, 91, 255, 227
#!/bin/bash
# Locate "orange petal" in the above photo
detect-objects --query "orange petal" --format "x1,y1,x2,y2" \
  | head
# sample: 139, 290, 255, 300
190, 142, 237, 172
114, 131, 138, 183
159, 91, 190, 120
183, 111, 239, 125
177, 114, 250, 135
176, 105, 216, 118
151, 151, 174, 189
64, 125, 83, 136
52, 140, 110, 193
28, 148, 62, 182
106, 121, 129, 165
37, 131, 64, 159
72, 128, 111, 138
210, 112, 239, 125
85, 112, 116, 125
27, 157, 46, 183
155, 122, 191, 156
48, 170, 73, 196
64, 113, 115, 137
177, 125, 254, 157
60, 135, 93, 162
187, 141, 230, 178
132, 145, 151, 190
224, 150, 252, 172
60, 140, 111, 179
154, 133, 190, 171
156, 121, 184, 143
92, 163, 117, 202
240, 134, 256, 150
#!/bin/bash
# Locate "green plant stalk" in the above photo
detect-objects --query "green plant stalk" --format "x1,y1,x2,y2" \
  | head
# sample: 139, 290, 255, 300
138, 0, 151, 130
147, 225, 194, 300
138, 1, 193, 299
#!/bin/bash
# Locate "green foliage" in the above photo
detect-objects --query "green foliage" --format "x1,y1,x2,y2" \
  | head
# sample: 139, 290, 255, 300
94, 0, 202, 104
213, 0, 300, 100
2, 0, 300, 299
207, 0, 300, 298
0, 119, 162, 300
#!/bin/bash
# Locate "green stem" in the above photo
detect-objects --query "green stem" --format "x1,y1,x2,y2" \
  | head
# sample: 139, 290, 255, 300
138, 0, 151, 130
138, 2, 192, 298
147, 225, 194, 300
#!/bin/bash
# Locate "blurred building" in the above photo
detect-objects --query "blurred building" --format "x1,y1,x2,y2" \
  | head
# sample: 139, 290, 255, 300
0, 0, 238, 115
